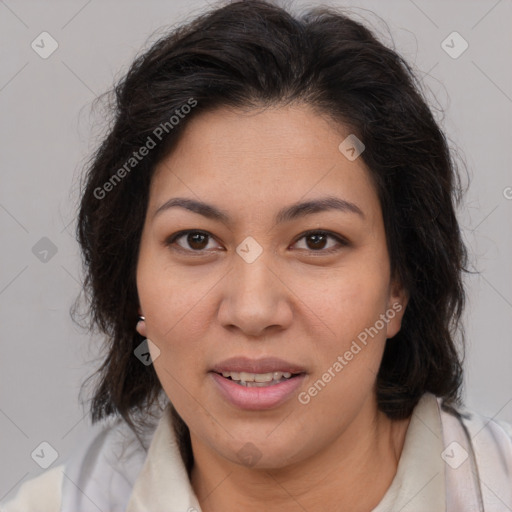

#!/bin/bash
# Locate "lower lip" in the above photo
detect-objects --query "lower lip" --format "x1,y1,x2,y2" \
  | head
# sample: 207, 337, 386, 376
210, 372, 306, 411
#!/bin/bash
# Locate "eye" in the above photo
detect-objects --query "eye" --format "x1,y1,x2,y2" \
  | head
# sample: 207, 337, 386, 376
165, 229, 348, 255
165, 230, 222, 253
291, 230, 348, 254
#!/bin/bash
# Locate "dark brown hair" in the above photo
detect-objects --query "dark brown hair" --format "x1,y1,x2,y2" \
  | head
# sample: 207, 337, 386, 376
75, 0, 468, 473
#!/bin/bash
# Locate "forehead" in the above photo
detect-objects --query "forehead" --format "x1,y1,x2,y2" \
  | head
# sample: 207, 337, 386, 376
156, 104, 351, 171
149, 105, 379, 222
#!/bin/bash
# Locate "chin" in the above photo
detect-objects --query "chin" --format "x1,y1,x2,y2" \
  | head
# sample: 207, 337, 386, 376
216, 434, 306, 470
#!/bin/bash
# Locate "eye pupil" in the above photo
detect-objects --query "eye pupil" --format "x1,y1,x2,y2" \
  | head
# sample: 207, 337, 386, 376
307, 233, 327, 250
188, 232, 208, 250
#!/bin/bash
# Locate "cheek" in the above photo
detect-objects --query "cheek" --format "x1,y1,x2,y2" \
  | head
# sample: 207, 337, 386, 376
316, 266, 390, 338
305, 266, 391, 394
136, 266, 204, 382
137, 254, 212, 339
303, 277, 389, 411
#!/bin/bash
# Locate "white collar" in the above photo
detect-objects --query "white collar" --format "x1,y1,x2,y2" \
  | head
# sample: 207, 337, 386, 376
371, 392, 445, 511
125, 403, 201, 512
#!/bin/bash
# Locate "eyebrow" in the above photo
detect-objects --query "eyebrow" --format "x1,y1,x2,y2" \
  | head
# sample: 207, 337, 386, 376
153, 195, 365, 224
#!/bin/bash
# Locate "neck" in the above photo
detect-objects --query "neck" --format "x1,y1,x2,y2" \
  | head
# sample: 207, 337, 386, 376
190, 403, 411, 512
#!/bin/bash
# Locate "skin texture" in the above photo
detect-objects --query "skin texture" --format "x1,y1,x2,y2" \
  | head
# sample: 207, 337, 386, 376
136, 104, 410, 511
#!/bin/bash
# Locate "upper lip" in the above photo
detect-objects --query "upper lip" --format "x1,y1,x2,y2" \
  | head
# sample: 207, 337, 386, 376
211, 356, 306, 374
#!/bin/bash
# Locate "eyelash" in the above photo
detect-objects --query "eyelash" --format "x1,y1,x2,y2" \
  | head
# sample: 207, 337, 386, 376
164, 229, 349, 255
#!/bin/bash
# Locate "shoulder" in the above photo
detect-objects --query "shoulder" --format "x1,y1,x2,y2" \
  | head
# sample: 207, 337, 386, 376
439, 398, 512, 452
437, 397, 512, 509
458, 405, 512, 466
0, 465, 64, 512
0, 416, 156, 512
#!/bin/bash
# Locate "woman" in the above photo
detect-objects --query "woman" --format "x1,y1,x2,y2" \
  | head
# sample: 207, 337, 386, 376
2, 1, 511, 511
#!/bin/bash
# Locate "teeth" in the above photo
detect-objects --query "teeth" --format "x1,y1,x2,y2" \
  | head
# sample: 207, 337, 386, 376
220, 371, 293, 382
238, 380, 283, 387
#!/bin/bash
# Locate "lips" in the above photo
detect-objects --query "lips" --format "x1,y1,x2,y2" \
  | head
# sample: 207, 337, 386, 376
209, 356, 307, 410
210, 356, 307, 375
210, 371, 306, 410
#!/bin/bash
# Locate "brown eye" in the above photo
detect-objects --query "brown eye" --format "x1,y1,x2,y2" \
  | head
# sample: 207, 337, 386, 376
187, 232, 209, 250
305, 233, 328, 250
292, 230, 347, 253
166, 230, 222, 252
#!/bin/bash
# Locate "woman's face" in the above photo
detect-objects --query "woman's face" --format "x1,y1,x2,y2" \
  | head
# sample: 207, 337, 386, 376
136, 104, 407, 468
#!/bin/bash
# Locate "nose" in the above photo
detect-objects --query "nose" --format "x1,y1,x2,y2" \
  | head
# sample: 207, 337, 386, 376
217, 252, 293, 338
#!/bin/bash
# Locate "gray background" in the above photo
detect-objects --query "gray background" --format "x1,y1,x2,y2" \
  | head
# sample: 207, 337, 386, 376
1, 0, 511, 501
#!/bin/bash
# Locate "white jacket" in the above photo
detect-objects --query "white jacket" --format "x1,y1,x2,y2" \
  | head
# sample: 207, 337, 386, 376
1, 393, 512, 511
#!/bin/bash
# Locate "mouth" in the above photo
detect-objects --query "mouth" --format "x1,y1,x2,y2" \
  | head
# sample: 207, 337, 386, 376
209, 356, 307, 410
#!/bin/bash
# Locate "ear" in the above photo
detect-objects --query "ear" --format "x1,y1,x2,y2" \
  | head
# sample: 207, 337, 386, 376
385, 279, 408, 339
